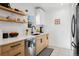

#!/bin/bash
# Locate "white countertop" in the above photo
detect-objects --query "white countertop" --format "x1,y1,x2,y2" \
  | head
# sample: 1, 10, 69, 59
0, 35, 35, 46
0, 33, 48, 46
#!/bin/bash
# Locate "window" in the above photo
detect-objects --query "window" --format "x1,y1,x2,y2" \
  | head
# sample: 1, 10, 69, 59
36, 13, 40, 25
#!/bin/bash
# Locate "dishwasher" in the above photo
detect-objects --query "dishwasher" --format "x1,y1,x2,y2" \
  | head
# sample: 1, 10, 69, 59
25, 37, 36, 56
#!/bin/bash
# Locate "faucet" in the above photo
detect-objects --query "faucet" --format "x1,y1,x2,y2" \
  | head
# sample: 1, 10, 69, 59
31, 25, 36, 34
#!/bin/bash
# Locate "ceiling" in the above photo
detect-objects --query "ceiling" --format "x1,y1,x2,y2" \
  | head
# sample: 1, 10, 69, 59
24, 3, 76, 12
11, 3, 77, 14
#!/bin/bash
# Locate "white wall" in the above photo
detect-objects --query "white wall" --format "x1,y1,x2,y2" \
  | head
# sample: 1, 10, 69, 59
45, 4, 76, 49
10, 3, 35, 15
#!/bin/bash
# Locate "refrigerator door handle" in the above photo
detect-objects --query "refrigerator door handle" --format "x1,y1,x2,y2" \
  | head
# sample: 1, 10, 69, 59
71, 42, 77, 48
71, 15, 76, 38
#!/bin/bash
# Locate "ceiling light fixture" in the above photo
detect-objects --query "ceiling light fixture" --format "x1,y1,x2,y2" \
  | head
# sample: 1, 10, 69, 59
35, 6, 46, 12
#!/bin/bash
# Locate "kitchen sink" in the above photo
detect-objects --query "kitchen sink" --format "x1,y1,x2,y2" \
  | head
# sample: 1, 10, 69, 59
32, 34, 40, 35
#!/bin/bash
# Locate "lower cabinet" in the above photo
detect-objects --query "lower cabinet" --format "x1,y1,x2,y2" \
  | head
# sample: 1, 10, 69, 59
35, 36, 43, 55
1, 52, 9, 56
0, 40, 25, 56
35, 34, 49, 55
44, 34, 49, 48
8, 47, 25, 56
0, 34, 49, 56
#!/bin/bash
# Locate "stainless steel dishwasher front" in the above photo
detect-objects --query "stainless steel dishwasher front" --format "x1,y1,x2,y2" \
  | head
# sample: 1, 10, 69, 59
25, 37, 36, 56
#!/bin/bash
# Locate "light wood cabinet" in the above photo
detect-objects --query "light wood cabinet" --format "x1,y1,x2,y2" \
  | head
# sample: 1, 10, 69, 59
0, 40, 25, 56
44, 34, 49, 47
46, 34, 49, 47
0, 46, 1, 55
36, 36, 43, 55
1, 52, 9, 56
8, 46, 25, 56
35, 34, 49, 55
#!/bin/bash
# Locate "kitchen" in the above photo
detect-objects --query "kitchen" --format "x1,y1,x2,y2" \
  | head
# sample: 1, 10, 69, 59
0, 3, 78, 56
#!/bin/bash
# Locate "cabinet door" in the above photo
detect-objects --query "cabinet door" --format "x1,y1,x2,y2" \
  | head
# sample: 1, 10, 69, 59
0, 46, 1, 55
45, 34, 49, 47
41, 35, 46, 49
41, 34, 49, 49
35, 34, 49, 55
36, 36, 43, 55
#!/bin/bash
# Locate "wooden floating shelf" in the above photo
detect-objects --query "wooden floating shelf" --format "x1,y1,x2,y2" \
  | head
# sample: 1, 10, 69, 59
0, 5, 26, 16
0, 17, 28, 23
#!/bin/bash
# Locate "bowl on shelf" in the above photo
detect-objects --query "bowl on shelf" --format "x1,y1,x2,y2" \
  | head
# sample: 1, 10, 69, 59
9, 32, 19, 37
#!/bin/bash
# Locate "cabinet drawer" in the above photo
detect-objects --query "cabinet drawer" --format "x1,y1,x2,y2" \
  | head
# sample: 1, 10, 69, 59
1, 40, 24, 53
0, 47, 1, 55
1, 52, 9, 56
2, 46, 25, 56
8, 46, 25, 56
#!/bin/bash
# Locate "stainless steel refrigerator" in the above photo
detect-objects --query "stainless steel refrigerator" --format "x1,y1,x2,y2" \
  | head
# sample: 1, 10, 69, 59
71, 4, 79, 56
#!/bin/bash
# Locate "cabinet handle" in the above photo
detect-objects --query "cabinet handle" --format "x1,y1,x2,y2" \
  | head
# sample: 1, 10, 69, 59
40, 39, 42, 43
14, 52, 21, 56
47, 36, 48, 40
10, 43, 21, 48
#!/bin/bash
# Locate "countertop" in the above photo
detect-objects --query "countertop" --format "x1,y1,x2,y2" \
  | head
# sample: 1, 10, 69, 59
0, 35, 35, 46
0, 33, 48, 46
